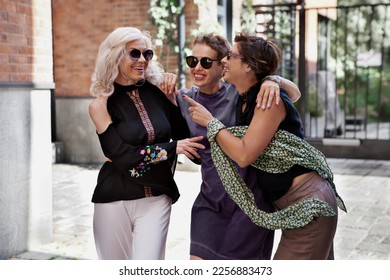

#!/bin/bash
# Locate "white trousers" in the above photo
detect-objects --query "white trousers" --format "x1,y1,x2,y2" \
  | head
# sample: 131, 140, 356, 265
93, 195, 171, 260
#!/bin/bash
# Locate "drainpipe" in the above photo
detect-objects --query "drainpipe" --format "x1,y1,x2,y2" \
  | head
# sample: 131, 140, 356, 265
178, 0, 186, 88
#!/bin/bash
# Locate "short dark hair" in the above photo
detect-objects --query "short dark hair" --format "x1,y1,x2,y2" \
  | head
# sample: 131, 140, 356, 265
193, 33, 231, 61
234, 33, 282, 81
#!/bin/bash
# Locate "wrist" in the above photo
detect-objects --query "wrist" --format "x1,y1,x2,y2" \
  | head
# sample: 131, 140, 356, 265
207, 118, 226, 141
262, 75, 282, 88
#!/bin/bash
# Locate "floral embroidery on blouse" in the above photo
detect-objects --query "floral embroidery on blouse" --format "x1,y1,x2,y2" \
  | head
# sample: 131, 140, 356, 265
129, 145, 168, 177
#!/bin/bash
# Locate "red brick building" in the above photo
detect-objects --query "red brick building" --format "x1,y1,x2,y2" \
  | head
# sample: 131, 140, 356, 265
51, 0, 244, 164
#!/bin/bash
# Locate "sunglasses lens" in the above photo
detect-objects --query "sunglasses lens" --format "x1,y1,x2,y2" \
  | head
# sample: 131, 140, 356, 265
186, 56, 198, 68
129, 49, 141, 61
143, 49, 154, 61
129, 49, 153, 61
200, 58, 213, 69
186, 56, 216, 69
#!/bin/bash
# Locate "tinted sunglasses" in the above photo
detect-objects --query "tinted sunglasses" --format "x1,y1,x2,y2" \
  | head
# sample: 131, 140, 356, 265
127, 49, 154, 61
226, 51, 244, 60
186, 56, 218, 69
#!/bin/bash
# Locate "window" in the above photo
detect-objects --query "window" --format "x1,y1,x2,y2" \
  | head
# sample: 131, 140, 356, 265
217, 0, 232, 42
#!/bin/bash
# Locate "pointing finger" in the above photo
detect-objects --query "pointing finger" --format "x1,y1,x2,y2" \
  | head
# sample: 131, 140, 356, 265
182, 94, 199, 106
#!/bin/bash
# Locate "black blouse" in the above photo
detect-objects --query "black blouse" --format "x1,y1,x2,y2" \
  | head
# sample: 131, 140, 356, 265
91, 81, 190, 204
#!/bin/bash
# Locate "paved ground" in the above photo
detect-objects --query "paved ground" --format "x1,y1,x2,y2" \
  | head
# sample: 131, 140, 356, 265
13, 158, 390, 260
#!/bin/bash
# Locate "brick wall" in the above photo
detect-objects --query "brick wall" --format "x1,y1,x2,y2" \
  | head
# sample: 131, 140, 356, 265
52, 0, 155, 97
52, 0, 194, 97
51, 0, 203, 97
0, 0, 53, 83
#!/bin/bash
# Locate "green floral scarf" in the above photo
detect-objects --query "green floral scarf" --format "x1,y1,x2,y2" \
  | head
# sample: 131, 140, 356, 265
207, 118, 347, 230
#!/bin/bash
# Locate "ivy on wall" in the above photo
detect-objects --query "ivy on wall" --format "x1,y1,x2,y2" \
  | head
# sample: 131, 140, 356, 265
190, 0, 223, 37
149, 0, 261, 74
241, 0, 257, 34
149, 0, 226, 54
149, 0, 181, 53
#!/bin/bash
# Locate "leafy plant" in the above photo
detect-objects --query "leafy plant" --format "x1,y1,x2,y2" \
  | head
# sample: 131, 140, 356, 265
241, 0, 257, 34
190, 0, 223, 37
149, 0, 181, 52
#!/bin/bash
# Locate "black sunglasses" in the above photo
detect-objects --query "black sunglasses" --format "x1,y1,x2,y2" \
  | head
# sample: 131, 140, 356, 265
186, 56, 218, 69
128, 49, 154, 61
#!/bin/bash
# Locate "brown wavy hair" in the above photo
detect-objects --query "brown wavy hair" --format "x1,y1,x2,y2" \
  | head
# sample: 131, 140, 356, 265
234, 33, 282, 81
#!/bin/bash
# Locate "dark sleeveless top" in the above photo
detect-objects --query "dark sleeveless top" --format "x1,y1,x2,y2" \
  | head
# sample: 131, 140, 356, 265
236, 82, 311, 202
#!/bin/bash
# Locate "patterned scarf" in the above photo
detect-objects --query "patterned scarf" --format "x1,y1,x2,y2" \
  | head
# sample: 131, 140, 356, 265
207, 118, 347, 230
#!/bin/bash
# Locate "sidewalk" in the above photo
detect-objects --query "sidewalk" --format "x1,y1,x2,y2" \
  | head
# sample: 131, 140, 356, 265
13, 158, 390, 260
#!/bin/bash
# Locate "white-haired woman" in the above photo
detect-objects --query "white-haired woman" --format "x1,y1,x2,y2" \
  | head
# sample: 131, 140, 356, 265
89, 27, 204, 260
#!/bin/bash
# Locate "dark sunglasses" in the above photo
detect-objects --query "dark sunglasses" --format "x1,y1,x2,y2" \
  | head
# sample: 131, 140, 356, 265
186, 56, 218, 69
128, 49, 154, 61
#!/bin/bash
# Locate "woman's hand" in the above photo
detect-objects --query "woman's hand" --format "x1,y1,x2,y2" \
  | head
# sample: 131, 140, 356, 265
256, 79, 281, 109
182, 95, 214, 127
257, 76, 301, 109
158, 73, 178, 105
176, 136, 205, 160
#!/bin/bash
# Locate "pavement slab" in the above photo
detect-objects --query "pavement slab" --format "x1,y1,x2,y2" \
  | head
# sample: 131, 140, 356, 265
11, 158, 390, 260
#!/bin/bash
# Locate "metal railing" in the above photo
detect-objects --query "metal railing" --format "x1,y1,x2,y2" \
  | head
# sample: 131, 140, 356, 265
253, 2, 390, 142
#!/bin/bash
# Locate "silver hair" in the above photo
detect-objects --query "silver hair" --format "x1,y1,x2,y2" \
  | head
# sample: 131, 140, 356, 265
90, 27, 163, 97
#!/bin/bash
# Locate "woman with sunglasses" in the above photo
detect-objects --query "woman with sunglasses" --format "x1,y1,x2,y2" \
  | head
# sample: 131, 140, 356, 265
172, 33, 302, 260
88, 27, 205, 260
183, 34, 346, 259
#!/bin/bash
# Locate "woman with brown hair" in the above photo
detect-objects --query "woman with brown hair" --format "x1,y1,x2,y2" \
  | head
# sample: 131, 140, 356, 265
184, 34, 346, 259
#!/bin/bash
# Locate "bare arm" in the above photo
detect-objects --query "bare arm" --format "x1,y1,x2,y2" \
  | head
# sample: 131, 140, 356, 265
89, 96, 112, 134
183, 94, 286, 167
215, 102, 286, 167
256, 76, 301, 109
280, 77, 301, 102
